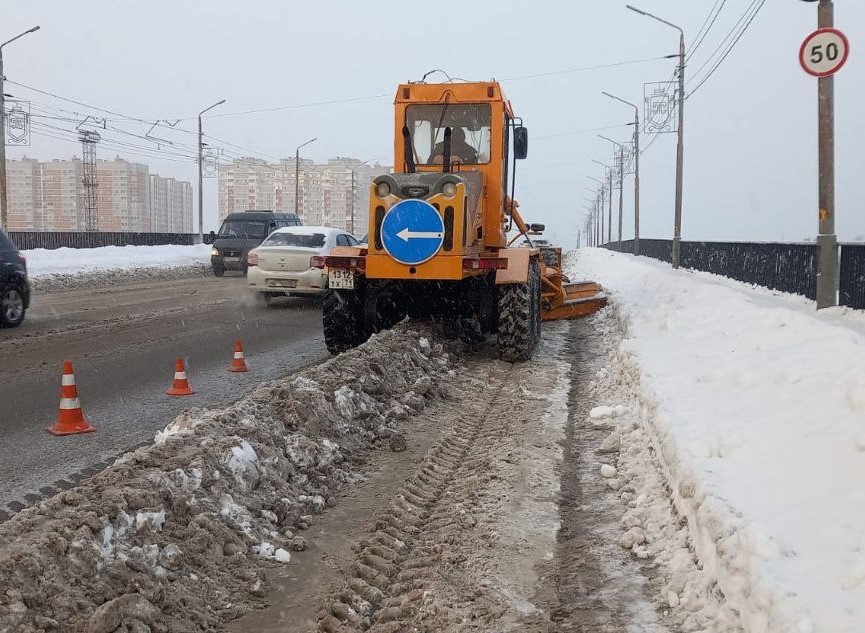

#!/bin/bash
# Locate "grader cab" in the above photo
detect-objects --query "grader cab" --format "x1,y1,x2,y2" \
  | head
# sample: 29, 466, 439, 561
323, 79, 606, 360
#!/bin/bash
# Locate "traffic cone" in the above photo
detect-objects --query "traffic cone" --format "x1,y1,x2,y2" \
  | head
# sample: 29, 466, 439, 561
227, 340, 249, 373
47, 361, 96, 436
166, 358, 195, 396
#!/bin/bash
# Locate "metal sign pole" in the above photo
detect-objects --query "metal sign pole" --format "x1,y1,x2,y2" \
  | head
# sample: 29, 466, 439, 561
816, 0, 838, 308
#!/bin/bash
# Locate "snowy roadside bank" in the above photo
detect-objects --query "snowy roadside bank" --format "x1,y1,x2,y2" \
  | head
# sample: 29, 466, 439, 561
0, 327, 455, 632
570, 248, 865, 632
24, 244, 212, 292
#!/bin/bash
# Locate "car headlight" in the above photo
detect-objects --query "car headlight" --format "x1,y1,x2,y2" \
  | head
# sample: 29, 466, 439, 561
442, 182, 456, 198
211, 247, 219, 257
376, 181, 391, 198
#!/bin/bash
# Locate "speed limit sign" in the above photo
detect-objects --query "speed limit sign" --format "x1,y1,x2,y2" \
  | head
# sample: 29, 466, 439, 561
800, 28, 849, 77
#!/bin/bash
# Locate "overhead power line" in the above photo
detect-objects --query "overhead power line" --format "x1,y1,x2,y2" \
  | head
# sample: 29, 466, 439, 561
687, 0, 761, 86
500, 55, 671, 82
688, 0, 766, 98
686, 0, 729, 63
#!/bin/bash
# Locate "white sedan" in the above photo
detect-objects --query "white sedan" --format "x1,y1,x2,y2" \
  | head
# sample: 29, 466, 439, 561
247, 226, 363, 304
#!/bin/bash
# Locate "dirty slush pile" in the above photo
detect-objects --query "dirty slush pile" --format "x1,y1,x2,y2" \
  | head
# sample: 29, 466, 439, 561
29, 263, 211, 293
0, 327, 454, 633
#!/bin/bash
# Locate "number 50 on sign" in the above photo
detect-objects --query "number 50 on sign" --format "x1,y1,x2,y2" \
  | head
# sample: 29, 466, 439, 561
800, 27, 849, 77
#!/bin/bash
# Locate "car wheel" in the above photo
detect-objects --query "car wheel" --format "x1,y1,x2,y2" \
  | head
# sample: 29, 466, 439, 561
0, 286, 26, 328
213, 265, 225, 277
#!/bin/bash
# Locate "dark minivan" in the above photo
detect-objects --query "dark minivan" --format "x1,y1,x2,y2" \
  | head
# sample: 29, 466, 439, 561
207, 210, 301, 276
0, 229, 30, 327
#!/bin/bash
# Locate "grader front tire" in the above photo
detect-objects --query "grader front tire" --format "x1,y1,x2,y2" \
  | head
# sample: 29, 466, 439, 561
497, 259, 541, 362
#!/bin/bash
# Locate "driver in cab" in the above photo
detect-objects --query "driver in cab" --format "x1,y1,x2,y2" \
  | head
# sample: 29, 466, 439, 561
429, 127, 478, 165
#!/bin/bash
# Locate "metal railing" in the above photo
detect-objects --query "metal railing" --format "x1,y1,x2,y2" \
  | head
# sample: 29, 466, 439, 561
839, 243, 865, 309
602, 239, 818, 300
8, 231, 197, 250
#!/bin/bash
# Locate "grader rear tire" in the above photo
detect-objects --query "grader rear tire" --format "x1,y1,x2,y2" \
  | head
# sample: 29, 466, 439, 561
497, 258, 541, 362
322, 289, 364, 354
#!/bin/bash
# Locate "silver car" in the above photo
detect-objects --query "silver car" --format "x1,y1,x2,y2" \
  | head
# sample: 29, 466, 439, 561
247, 226, 362, 305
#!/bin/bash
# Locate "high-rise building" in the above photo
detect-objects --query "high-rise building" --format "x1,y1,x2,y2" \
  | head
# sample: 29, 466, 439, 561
167, 179, 193, 233
6, 158, 44, 230
149, 174, 169, 232
149, 175, 192, 233
40, 159, 84, 231
218, 157, 390, 236
3, 157, 193, 232
96, 158, 151, 232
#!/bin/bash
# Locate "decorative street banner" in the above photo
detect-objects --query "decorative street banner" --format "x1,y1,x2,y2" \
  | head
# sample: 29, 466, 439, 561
203, 147, 219, 177
4, 100, 31, 146
643, 82, 677, 134
618, 141, 635, 175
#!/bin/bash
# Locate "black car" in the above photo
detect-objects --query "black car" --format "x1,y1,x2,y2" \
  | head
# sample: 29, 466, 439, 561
0, 230, 30, 327
207, 211, 302, 276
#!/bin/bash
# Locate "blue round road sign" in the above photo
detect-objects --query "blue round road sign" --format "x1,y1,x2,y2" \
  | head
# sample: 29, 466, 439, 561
380, 199, 445, 266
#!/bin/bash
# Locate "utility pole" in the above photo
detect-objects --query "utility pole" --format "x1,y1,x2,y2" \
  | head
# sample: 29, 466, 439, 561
0, 25, 40, 231
198, 99, 225, 241
294, 137, 317, 219
627, 5, 684, 268
599, 134, 626, 251
594, 160, 613, 245
817, 0, 838, 308
617, 145, 624, 250
603, 91, 640, 255
607, 167, 613, 244
589, 177, 607, 246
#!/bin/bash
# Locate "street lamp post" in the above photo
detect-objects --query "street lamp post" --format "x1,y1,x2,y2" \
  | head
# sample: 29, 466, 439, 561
603, 91, 640, 255
582, 200, 596, 246
591, 160, 612, 245
589, 175, 605, 246
198, 98, 225, 241
294, 137, 317, 219
0, 25, 40, 231
599, 134, 626, 252
627, 4, 684, 268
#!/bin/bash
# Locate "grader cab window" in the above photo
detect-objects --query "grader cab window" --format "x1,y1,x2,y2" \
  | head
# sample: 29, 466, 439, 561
406, 103, 492, 166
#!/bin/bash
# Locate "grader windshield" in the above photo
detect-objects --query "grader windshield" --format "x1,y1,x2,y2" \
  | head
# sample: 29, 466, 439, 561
406, 103, 491, 165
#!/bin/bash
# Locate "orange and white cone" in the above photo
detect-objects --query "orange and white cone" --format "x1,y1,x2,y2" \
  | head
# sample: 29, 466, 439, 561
227, 340, 249, 373
166, 358, 195, 396
47, 361, 96, 436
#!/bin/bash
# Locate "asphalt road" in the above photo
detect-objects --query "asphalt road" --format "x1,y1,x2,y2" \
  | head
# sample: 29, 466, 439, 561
0, 274, 329, 519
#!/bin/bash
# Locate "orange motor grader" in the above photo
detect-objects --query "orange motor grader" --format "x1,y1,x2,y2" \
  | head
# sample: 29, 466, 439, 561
323, 79, 606, 360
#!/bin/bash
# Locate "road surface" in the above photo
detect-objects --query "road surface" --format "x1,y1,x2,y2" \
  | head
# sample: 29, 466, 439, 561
0, 274, 329, 520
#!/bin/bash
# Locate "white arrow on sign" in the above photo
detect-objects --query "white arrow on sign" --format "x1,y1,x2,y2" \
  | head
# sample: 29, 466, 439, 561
396, 228, 444, 242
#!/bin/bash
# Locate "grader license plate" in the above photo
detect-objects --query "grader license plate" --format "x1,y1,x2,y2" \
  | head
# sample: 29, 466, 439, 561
328, 269, 354, 290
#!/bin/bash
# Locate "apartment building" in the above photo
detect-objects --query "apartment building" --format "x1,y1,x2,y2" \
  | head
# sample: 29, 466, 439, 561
97, 159, 151, 232
6, 158, 45, 230
149, 175, 192, 233
3, 157, 193, 232
167, 180, 193, 233
218, 157, 389, 236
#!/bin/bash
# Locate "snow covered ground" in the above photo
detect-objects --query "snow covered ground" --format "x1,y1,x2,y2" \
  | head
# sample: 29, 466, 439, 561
24, 243, 211, 278
570, 248, 865, 633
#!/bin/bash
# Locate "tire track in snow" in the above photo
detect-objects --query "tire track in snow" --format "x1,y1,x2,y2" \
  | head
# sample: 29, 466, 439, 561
318, 369, 504, 631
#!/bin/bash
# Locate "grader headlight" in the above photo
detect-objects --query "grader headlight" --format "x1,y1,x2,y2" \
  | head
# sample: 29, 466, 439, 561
442, 182, 456, 198
376, 181, 391, 198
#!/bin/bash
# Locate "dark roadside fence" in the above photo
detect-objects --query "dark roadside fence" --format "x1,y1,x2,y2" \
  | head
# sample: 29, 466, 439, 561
8, 231, 197, 250
601, 239, 865, 309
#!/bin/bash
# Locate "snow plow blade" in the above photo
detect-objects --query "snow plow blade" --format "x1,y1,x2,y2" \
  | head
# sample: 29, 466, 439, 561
541, 280, 607, 321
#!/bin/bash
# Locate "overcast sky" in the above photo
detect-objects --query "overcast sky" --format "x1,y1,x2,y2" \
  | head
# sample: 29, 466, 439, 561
5, 0, 864, 245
